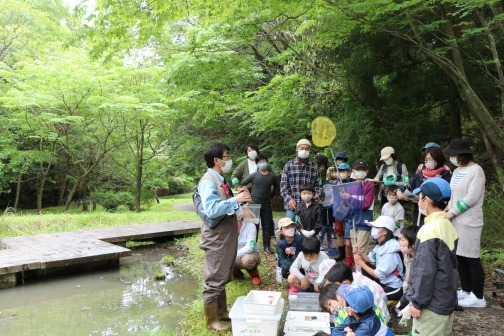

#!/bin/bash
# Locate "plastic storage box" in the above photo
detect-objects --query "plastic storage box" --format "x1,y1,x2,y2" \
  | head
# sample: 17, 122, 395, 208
283, 311, 331, 336
242, 204, 261, 224
229, 296, 284, 336
243, 290, 282, 315
288, 292, 321, 311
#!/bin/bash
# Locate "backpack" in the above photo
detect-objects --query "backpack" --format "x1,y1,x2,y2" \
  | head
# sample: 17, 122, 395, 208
380, 162, 404, 181
193, 174, 226, 229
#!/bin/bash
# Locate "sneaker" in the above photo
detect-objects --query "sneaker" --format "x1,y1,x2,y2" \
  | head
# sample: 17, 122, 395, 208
458, 292, 486, 308
457, 289, 470, 301
327, 242, 335, 249
288, 285, 299, 293
320, 244, 325, 251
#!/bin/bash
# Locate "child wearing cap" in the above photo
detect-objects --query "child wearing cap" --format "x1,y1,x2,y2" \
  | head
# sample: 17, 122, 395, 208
321, 262, 390, 324
343, 159, 375, 269
276, 218, 304, 286
353, 216, 404, 301
381, 185, 405, 237
288, 236, 329, 293
295, 184, 322, 238
405, 178, 458, 336
318, 283, 394, 336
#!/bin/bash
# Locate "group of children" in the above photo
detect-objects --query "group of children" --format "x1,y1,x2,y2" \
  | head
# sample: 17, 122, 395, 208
275, 177, 458, 335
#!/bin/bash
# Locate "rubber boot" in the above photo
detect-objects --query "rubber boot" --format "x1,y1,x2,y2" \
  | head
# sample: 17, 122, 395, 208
247, 268, 261, 285
204, 303, 230, 331
263, 234, 273, 254
335, 246, 346, 261
217, 291, 231, 322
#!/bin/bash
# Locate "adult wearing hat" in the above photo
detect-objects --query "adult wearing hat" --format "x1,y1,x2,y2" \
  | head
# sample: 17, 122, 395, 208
416, 142, 441, 173
280, 139, 322, 221
374, 146, 409, 207
444, 138, 486, 308
396, 145, 452, 227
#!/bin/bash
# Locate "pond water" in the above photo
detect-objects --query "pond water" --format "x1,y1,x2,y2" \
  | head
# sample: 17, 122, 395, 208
0, 245, 199, 336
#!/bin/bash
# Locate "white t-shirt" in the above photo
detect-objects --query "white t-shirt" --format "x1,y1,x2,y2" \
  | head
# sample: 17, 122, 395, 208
381, 202, 404, 237
247, 159, 257, 176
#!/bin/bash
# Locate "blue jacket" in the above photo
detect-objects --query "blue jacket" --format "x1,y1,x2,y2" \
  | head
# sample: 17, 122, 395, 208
331, 312, 394, 336
277, 234, 304, 273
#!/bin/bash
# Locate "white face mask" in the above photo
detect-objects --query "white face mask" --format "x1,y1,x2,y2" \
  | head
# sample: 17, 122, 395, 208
387, 197, 398, 204
297, 149, 310, 159
384, 157, 393, 165
449, 156, 459, 167
419, 197, 429, 216
338, 173, 349, 180
354, 171, 367, 180
371, 227, 381, 240
220, 159, 233, 174
400, 246, 411, 255
283, 227, 295, 237
301, 194, 313, 202
247, 151, 257, 160
425, 160, 436, 170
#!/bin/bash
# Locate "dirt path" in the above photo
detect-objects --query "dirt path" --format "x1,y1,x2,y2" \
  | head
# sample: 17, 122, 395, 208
451, 294, 504, 336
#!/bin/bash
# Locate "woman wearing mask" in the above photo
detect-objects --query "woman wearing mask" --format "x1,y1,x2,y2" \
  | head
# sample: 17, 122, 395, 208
396, 146, 452, 226
231, 143, 269, 189
444, 138, 486, 308
374, 146, 409, 207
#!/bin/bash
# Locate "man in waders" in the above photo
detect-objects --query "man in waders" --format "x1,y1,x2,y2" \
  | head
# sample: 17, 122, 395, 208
198, 142, 252, 331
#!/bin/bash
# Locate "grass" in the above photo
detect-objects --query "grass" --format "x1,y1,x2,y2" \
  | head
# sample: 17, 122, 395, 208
168, 232, 284, 336
0, 193, 199, 238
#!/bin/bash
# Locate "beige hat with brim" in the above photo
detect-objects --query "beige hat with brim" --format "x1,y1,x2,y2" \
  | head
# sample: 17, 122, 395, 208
296, 139, 311, 147
278, 217, 296, 229
380, 146, 395, 161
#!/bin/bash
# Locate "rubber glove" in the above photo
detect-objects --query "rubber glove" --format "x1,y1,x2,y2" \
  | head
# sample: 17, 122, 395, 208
397, 304, 412, 326
307, 230, 315, 237
301, 229, 309, 237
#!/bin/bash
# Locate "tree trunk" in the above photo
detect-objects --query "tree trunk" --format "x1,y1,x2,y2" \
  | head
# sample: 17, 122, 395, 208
36, 174, 46, 214
82, 182, 89, 212
482, 133, 504, 187
14, 171, 22, 209
448, 82, 462, 139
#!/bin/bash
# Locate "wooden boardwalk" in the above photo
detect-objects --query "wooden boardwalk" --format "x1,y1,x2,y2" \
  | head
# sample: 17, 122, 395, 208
0, 220, 201, 287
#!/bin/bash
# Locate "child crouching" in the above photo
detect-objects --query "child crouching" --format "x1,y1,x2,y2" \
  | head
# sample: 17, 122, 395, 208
288, 236, 329, 292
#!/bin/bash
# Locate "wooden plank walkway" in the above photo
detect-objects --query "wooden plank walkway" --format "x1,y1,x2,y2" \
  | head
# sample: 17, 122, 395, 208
0, 220, 201, 283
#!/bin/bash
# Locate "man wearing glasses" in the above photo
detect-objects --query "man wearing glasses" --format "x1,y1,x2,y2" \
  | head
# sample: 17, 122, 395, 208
198, 142, 251, 331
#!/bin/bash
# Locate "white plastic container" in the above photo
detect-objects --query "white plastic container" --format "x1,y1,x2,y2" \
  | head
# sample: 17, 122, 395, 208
242, 204, 261, 224
229, 296, 284, 336
243, 290, 282, 315
288, 292, 321, 311
283, 311, 331, 336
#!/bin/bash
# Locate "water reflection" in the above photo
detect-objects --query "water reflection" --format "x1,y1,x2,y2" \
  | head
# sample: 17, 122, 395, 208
0, 248, 198, 335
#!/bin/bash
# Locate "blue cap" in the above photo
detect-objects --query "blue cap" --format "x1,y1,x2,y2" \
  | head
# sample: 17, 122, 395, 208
337, 284, 374, 313
421, 142, 440, 152
337, 163, 351, 171
412, 177, 451, 201
335, 152, 348, 160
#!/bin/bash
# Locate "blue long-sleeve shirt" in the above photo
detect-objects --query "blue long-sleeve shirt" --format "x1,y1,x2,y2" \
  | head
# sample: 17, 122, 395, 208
197, 168, 239, 218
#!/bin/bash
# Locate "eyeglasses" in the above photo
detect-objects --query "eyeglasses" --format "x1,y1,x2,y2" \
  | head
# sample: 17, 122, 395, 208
222, 155, 231, 158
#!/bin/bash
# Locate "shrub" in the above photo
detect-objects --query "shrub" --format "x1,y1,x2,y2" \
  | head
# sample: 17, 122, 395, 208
92, 190, 134, 211
482, 183, 504, 249
126, 189, 156, 211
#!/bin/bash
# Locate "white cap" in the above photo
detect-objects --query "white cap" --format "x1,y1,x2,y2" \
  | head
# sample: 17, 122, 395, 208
296, 139, 311, 147
368, 216, 396, 232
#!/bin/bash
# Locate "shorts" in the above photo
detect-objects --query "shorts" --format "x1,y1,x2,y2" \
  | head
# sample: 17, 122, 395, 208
344, 223, 372, 254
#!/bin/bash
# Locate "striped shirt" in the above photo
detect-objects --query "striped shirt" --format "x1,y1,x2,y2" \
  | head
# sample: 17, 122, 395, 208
280, 159, 322, 210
